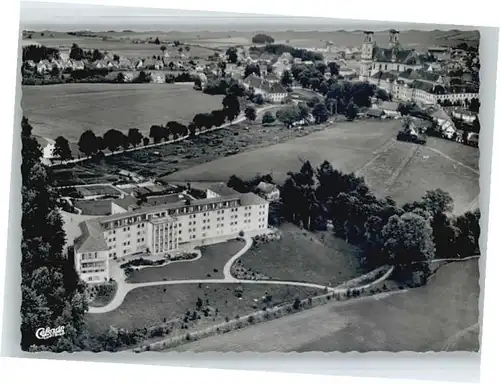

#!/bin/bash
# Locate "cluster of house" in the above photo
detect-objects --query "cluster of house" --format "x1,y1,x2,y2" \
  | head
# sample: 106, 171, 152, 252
427, 106, 479, 146
359, 30, 479, 106
364, 100, 479, 147
24, 49, 188, 76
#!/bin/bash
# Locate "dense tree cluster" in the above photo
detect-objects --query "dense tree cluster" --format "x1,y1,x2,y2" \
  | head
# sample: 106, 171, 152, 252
69, 43, 104, 62
289, 63, 327, 90
277, 160, 480, 282
250, 44, 324, 62
21, 117, 88, 351
226, 47, 239, 64
252, 34, 275, 44
244, 63, 261, 78
22, 44, 60, 62
203, 78, 246, 96
262, 111, 276, 125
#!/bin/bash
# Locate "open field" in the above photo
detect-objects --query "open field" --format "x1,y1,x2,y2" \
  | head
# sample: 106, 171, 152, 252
163, 120, 479, 212
52, 118, 479, 213
22, 29, 479, 55
22, 31, 218, 59
386, 144, 479, 214
235, 223, 362, 286
50, 106, 314, 185
85, 282, 320, 335
22, 83, 223, 142
126, 240, 245, 283
163, 120, 403, 183
173, 259, 480, 352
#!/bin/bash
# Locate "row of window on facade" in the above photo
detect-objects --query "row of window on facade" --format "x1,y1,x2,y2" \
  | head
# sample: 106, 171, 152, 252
81, 261, 105, 269
102, 198, 253, 231
81, 252, 100, 260
81, 267, 106, 274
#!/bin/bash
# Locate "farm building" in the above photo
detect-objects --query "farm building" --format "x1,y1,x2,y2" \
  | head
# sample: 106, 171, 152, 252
33, 135, 56, 160
263, 82, 288, 104
378, 101, 400, 118
366, 108, 385, 119
255, 182, 280, 202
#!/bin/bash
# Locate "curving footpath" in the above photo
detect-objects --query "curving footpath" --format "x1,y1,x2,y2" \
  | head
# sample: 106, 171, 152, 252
88, 237, 478, 315
88, 236, 335, 314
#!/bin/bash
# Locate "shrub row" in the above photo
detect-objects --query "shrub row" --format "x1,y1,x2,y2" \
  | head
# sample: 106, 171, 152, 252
136, 266, 395, 352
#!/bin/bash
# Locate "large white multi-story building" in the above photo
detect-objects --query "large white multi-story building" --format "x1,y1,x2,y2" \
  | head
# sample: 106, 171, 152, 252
74, 184, 270, 283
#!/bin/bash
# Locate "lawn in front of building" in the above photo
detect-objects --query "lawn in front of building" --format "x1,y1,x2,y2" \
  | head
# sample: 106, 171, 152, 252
126, 239, 245, 283
234, 223, 363, 286
85, 282, 321, 335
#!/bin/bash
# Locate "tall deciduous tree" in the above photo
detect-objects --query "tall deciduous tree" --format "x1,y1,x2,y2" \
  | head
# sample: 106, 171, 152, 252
53, 136, 72, 161
149, 125, 164, 143
328, 61, 339, 76
345, 101, 359, 121
280, 70, 293, 87
262, 111, 276, 125
276, 105, 300, 128
382, 212, 435, 276
244, 64, 261, 78
127, 128, 143, 148
222, 94, 241, 123
77, 130, 97, 157
244, 106, 257, 122
312, 103, 329, 124
226, 47, 238, 63
103, 129, 125, 153
69, 43, 84, 60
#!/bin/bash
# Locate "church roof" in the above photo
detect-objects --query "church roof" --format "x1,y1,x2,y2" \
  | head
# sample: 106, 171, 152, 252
372, 71, 399, 82
411, 80, 435, 93
373, 46, 419, 65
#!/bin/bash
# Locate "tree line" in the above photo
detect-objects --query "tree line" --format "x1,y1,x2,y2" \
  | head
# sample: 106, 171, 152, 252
275, 160, 479, 283
250, 44, 324, 62
21, 117, 89, 351
252, 34, 275, 44
22, 45, 60, 62
23, 116, 198, 352
53, 89, 244, 161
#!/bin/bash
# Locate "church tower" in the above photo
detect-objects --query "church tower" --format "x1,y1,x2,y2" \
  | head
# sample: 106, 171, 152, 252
360, 31, 374, 81
389, 29, 401, 62
388, 29, 400, 49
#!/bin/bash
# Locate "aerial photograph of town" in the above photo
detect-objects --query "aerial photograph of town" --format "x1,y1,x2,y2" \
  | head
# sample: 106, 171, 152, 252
19, 1, 481, 353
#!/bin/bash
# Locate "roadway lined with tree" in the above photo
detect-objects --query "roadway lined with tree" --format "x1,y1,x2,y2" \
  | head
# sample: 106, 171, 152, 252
50, 97, 276, 167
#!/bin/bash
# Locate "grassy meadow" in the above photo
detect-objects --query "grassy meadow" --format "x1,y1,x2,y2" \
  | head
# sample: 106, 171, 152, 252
173, 259, 480, 352
21, 83, 224, 142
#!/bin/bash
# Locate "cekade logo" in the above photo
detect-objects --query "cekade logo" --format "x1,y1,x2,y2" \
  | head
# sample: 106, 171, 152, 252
35, 326, 65, 340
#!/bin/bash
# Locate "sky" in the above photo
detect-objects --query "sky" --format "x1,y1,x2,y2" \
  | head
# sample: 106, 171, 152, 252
20, 1, 477, 32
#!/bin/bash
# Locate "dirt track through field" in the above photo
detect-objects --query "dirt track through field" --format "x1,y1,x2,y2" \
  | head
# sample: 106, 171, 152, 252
425, 146, 480, 175
384, 143, 419, 190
